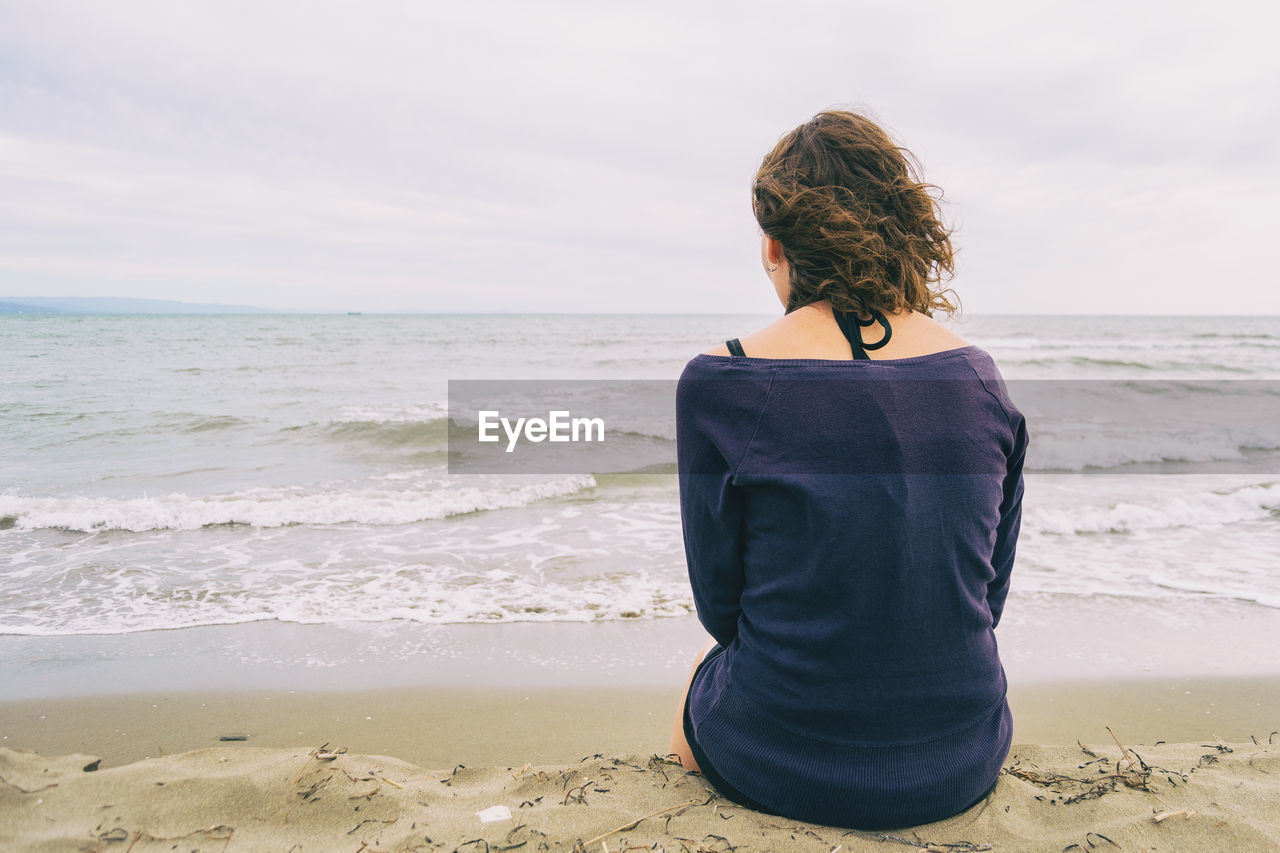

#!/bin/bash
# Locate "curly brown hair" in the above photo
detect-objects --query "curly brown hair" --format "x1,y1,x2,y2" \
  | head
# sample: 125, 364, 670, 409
752, 110, 959, 317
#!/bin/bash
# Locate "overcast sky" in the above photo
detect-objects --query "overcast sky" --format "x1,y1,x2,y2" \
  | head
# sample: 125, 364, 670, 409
1, 1, 1277, 314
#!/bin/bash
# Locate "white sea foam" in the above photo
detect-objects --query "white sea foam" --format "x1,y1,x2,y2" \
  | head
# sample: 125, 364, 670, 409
0, 559, 692, 636
1024, 482, 1278, 535
334, 402, 448, 423
1146, 574, 1280, 609
0, 475, 596, 532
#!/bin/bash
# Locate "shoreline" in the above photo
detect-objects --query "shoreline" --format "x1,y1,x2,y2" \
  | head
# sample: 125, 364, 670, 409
5, 593, 1280, 702
3, 676, 1277, 771
4, 597, 1278, 848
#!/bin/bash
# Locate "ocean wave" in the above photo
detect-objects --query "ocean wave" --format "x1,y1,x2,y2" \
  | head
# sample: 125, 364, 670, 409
1026, 430, 1280, 471
0, 563, 691, 636
319, 417, 452, 447
1012, 355, 1255, 373
175, 414, 250, 433
267, 402, 456, 448
20, 412, 255, 446
1024, 482, 1278, 535
1041, 357, 1146, 369
334, 403, 448, 423
1146, 574, 1280, 609
271, 406, 451, 449
0, 475, 596, 532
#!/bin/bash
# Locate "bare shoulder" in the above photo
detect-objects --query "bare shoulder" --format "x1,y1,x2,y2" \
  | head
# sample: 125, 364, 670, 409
900, 311, 971, 348
736, 305, 851, 359
700, 313, 790, 356
702, 310, 807, 358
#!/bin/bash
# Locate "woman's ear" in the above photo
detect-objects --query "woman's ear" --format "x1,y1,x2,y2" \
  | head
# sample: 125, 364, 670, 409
762, 235, 790, 309
762, 236, 785, 268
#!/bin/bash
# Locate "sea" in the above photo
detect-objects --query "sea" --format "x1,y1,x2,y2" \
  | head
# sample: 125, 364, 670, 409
2, 313, 1279, 647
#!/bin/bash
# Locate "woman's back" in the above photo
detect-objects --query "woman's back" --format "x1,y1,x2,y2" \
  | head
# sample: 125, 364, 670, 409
677, 339, 1027, 827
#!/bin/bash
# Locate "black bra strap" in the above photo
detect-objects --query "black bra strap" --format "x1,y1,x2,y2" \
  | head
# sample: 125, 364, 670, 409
858, 308, 892, 350
725, 338, 746, 357
833, 308, 892, 359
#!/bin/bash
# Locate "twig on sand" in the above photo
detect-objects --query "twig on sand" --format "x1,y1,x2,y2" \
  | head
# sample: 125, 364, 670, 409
293, 744, 347, 784
1105, 726, 1137, 773
871, 834, 991, 851
0, 774, 58, 794
579, 799, 701, 848
123, 824, 234, 853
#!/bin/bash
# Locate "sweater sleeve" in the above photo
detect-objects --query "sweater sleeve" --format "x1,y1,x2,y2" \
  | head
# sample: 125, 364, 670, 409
675, 360, 772, 647
987, 412, 1028, 629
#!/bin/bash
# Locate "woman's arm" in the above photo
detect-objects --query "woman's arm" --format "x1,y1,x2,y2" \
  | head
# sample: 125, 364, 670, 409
675, 361, 773, 647
678, 464, 747, 647
987, 414, 1028, 629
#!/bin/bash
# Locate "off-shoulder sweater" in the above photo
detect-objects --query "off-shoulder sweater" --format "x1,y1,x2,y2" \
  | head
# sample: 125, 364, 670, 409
676, 345, 1027, 829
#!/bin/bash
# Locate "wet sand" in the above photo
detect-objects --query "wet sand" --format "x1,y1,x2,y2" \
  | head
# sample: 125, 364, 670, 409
2, 677, 1279, 770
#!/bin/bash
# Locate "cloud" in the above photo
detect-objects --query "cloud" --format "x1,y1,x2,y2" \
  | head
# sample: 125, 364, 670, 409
1, 0, 1277, 313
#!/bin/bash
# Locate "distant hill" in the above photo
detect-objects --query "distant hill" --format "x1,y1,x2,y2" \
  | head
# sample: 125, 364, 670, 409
0, 297, 285, 315
0, 300, 68, 314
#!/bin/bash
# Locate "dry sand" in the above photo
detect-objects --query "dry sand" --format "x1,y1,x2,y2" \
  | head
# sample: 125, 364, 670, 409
2, 679, 1277, 850
2, 739, 1279, 852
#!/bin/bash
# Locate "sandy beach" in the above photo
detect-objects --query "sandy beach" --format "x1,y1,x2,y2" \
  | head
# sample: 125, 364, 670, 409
2, 605, 1279, 849
3, 676, 1279, 851
3, 734, 1278, 851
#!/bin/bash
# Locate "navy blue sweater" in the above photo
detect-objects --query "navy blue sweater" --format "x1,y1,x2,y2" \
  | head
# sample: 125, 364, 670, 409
676, 345, 1027, 829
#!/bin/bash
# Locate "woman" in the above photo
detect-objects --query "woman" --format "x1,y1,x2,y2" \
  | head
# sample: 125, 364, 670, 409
669, 110, 1028, 829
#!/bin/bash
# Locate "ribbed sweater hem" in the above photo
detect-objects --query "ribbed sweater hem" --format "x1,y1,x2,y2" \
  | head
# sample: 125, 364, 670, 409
689, 665, 1013, 829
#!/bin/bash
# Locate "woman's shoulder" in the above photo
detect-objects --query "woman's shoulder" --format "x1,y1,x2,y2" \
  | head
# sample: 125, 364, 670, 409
703, 305, 849, 360
698, 311, 796, 358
